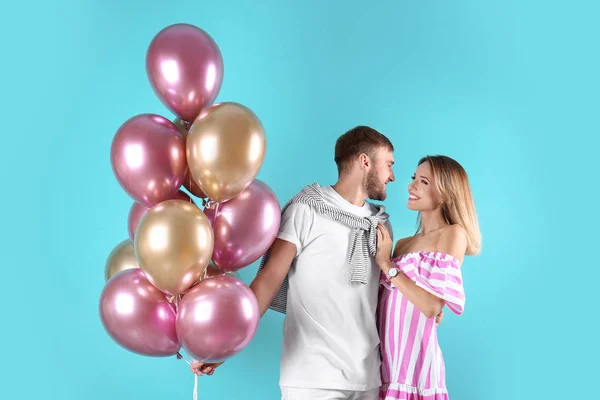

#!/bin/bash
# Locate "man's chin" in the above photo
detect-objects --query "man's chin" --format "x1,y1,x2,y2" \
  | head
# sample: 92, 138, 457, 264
369, 192, 387, 202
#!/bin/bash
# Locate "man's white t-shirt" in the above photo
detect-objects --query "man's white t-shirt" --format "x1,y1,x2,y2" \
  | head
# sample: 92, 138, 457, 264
276, 185, 393, 391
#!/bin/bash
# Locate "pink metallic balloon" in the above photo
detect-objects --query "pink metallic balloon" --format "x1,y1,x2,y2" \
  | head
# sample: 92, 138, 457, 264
99, 269, 180, 357
127, 190, 195, 240
205, 180, 281, 272
176, 275, 259, 362
111, 114, 187, 207
146, 23, 224, 122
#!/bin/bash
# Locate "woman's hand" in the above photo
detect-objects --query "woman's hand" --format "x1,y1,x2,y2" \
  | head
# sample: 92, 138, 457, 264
376, 223, 393, 267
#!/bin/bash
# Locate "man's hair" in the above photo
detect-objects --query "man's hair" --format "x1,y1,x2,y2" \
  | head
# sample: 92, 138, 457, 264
334, 125, 394, 176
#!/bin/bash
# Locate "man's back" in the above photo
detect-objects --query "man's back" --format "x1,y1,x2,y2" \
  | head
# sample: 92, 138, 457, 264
278, 185, 393, 391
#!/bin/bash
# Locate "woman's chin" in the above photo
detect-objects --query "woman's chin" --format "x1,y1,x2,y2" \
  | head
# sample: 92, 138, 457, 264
406, 199, 420, 210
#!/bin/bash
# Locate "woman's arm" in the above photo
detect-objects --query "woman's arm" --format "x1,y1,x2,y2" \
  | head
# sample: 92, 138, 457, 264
377, 224, 467, 318
380, 259, 445, 318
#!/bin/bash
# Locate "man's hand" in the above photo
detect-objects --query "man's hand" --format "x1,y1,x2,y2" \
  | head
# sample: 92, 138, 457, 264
435, 311, 444, 325
190, 361, 224, 376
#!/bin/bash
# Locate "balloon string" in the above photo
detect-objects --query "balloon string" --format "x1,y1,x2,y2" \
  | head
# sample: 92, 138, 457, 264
178, 352, 198, 400
205, 199, 219, 210
193, 372, 198, 400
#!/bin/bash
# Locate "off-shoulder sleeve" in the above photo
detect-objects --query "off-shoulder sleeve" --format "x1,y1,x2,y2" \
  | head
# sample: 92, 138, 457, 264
396, 252, 465, 315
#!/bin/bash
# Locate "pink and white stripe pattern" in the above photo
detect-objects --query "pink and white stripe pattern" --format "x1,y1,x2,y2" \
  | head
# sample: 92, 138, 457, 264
377, 252, 465, 400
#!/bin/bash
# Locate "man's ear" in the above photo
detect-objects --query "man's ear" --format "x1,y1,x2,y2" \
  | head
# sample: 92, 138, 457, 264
358, 153, 370, 169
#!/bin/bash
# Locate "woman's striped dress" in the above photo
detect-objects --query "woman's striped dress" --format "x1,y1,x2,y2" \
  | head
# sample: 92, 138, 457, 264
377, 252, 465, 400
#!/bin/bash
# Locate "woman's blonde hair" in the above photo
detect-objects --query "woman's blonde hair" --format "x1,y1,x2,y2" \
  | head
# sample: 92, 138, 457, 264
416, 155, 482, 256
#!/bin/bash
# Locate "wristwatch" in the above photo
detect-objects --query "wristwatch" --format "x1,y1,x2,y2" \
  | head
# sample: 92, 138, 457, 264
386, 266, 399, 279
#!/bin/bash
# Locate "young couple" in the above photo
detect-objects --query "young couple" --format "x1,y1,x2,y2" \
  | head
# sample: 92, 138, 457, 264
191, 126, 481, 400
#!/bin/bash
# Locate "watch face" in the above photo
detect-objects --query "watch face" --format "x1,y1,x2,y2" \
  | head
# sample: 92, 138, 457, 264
388, 268, 398, 277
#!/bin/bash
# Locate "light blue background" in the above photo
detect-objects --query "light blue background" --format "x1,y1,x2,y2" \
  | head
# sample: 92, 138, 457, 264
1, 1, 597, 399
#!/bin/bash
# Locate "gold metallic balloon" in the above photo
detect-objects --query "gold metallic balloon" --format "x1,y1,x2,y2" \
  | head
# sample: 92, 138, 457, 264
104, 239, 139, 281
186, 102, 266, 203
134, 200, 214, 296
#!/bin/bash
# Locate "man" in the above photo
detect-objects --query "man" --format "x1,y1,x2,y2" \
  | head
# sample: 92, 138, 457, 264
191, 126, 437, 399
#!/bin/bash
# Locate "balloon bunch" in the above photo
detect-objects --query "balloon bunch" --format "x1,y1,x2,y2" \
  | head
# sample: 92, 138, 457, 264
99, 24, 281, 369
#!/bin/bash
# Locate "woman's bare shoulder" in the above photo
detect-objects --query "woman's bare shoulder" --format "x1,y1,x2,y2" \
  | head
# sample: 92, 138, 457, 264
438, 224, 467, 261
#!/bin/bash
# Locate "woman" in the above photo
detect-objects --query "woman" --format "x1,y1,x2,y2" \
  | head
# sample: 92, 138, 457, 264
375, 155, 481, 400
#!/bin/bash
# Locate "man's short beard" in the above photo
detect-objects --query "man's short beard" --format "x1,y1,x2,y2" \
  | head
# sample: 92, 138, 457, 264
366, 169, 386, 201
